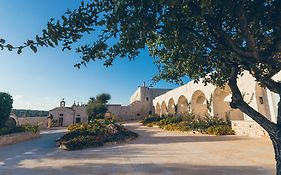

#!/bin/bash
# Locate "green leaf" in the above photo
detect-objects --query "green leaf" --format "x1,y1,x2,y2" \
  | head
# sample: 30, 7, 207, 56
6, 44, 13, 51
17, 47, 23, 54
30, 45, 37, 53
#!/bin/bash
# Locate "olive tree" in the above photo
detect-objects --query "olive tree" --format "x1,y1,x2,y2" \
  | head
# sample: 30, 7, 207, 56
1, 0, 281, 174
0, 92, 13, 128
87, 93, 111, 122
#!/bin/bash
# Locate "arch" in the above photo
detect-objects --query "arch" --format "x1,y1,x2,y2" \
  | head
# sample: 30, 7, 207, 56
177, 95, 189, 115
191, 90, 208, 117
155, 103, 161, 116
213, 85, 243, 120
161, 101, 168, 117
255, 83, 271, 121
168, 98, 176, 116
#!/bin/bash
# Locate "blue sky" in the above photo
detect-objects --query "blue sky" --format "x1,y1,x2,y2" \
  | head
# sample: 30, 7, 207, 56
0, 0, 187, 110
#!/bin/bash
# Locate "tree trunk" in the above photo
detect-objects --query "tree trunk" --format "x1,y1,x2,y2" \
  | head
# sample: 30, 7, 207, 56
271, 133, 281, 175
227, 67, 281, 174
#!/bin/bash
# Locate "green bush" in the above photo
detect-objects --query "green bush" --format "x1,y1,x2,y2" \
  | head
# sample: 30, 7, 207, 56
141, 114, 234, 136
159, 116, 182, 126
0, 124, 39, 136
24, 124, 40, 133
141, 115, 162, 125
206, 125, 235, 136
58, 119, 138, 150
0, 126, 25, 136
0, 92, 13, 128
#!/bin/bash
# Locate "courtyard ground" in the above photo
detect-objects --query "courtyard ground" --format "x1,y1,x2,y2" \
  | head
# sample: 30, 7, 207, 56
0, 122, 275, 175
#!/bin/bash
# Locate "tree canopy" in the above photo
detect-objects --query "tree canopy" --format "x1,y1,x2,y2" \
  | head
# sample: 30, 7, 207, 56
87, 93, 111, 121
1, 1, 281, 173
0, 92, 13, 128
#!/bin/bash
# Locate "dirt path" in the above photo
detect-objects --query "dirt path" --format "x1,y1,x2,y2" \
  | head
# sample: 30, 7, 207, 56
0, 122, 275, 175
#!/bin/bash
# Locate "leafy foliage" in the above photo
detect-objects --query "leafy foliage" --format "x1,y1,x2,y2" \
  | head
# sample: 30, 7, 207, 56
87, 93, 111, 121
0, 126, 25, 136
0, 92, 13, 128
206, 125, 235, 136
58, 119, 138, 150
0, 124, 39, 136
142, 115, 234, 136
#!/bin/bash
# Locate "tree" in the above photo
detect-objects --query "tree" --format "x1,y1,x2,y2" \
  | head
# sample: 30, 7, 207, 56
87, 93, 111, 122
0, 92, 13, 128
1, 0, 281, 174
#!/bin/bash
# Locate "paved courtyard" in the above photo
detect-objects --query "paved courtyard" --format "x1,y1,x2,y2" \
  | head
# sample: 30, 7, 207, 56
0, 122, 275, 175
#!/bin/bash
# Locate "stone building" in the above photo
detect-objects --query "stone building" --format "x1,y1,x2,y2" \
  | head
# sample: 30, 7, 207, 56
106, 86, 172, 120
153, 71, 280, 137
49, 86, 171, 126
49, 99, 88, 127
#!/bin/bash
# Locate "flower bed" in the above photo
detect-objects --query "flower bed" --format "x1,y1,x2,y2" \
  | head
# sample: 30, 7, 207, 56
141, 115, 235, 136
57, 119, 138, 150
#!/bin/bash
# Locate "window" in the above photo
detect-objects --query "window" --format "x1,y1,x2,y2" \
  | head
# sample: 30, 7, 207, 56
75, 118, 81, 123
146, 97, 149, 101
137, 113, 140, 116
149, 111, 152, 115
259, 97, 264, 104
59, 113, 64, 117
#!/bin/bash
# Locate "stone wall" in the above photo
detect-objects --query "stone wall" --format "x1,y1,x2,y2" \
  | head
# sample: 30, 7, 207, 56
0, 132, 39, 146
231, 121, 268, 137
14, 117, 48, 128
49, 107, 75, 127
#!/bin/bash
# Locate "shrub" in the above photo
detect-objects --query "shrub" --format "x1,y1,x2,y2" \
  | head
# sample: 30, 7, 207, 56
141, 114, 235, 136
24, 124, 40, 133
0, 126, 25, 136
0, 92, 13, 128
0, 124, 39, 136
206, 125, 235, 136
58, 119, 138, 150
141, 115, 162, 125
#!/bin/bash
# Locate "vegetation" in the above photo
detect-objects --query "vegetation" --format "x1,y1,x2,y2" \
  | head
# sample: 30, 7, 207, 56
87, 93, 111, 122
11, 109, 49, 117
0, 92, 13, 128
141, 115, 235, 136
0, 124, 39, 136
57, 119, 138, 150
1, 1, 281, 173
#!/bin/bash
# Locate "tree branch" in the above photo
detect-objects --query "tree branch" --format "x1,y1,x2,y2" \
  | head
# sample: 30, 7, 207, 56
228, 66, 277, 137
234, 1, 259, 60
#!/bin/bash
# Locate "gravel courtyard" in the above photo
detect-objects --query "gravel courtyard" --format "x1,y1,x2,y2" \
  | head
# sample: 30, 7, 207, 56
0, 122, 275, 175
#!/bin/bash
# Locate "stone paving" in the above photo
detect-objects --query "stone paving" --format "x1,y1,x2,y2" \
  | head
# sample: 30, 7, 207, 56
0, 122, 275, 175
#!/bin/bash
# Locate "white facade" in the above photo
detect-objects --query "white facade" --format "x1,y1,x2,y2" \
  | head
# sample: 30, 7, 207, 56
153, 71, 280, 137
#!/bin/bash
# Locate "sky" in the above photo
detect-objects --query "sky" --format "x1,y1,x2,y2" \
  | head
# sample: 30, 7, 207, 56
0, 0, 187, 110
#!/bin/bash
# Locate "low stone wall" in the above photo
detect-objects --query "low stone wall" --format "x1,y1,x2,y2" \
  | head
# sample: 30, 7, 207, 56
0, 132, 40, 146
231, 120, 268, 137
14, 117, 48, 128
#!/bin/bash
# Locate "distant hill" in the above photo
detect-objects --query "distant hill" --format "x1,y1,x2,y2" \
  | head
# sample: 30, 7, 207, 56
11, 109, 49, 117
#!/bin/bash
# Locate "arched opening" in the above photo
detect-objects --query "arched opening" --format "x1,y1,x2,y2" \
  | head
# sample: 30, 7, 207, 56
155, 103, 161, 116
161, 101, 168, 117
191, 90, 208, 117
177, 95, 189, 115
255, 83, 271, 121
168, 98, 176, 116
213, 86, 243, 120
